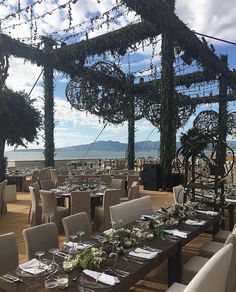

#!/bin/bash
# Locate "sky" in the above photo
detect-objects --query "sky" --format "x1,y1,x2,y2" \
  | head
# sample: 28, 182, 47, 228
1, 0, 236, 151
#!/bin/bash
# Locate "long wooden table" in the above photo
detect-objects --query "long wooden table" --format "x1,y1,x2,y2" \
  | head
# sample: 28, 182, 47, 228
0, 214, 219, 291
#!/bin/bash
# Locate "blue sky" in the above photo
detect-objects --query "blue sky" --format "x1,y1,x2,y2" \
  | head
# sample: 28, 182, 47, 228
1, 0, 236, 150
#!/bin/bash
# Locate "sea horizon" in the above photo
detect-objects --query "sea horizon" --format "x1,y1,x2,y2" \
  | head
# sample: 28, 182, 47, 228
5, 149, 160, 161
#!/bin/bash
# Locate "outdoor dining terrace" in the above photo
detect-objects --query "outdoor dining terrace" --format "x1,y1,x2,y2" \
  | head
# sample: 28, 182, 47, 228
0, 186, 217, 292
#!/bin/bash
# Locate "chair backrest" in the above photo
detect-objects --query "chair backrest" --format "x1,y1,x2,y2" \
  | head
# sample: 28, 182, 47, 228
40, 190, 57, 223
62, 212, 91, 242
0, 232, 18, 275
110, 195, 153, 229
102, 189, 121, 228
0, 180, 7, 215
23, 222, 59, 260
87, 177, 101, 185
40, 179, 55, 190
71, 191, 91, 218
100, 175, 112, 187
128, 181, 140, 200
185, 244, 233, 292
50, 169, 58, 186
127, 174, 139, 192
31, 170, 39, 183
30, 182, 41, 202
29, 186, 42, 226
225, 229, 236, 292
110, 178, 126, 196
173, 185, 185, 204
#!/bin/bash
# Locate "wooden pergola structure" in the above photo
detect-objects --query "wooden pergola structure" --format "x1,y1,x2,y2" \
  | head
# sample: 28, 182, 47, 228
1, 0, 236, 186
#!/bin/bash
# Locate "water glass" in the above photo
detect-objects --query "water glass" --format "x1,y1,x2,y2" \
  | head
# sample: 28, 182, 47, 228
57, 274, 69, 289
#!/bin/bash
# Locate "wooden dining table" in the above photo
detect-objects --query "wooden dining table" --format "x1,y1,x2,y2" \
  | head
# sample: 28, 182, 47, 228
0, 214, 220, 292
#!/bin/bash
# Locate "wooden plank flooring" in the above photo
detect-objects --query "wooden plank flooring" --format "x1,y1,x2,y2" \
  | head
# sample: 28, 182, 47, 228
0, 189, 212, 291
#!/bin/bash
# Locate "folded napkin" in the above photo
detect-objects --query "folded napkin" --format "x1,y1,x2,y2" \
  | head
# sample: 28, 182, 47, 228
129, 247, 159, 259
196, 210, 219, 216
140, 214, 160, 220
83, 269, 119, 286
64, 241, 92, 250
164, 229, 188, 238
19, 258, 50, 275
185, 219, 206, 226
103, 228, 113, 236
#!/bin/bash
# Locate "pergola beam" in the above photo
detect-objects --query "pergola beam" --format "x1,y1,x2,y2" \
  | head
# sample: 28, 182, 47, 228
123, 0, 236, 88
52, 21, 162, 63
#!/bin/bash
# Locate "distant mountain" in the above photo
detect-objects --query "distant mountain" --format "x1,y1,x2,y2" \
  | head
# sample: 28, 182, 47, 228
8, 140, 236, 152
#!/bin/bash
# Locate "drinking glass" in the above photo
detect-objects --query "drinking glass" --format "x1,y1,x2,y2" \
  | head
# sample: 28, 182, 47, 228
76, 230, 85, 243
49, 248, 58, 264
35, 250, 45, 270
109, 240, 119, 261
69, 234, 78, 254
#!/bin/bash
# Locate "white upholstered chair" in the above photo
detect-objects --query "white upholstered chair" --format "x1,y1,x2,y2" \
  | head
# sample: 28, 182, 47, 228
29, 186, 42, 226
40, 190, 69, 233
0, 232, 18, 275
0, 180, 7, 215
23, 222, 59, 260
110, 195, 153, 229
110, 178, 126, 196
94, 189, 121, 231
173, 185, 185, 204
40, 179, 55, 190
62, 212, 91, 242
182, 229, 236, 290
70, 191, 91, 218
167, 244, 233, 292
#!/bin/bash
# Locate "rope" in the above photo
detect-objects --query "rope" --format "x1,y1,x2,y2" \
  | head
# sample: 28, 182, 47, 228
26, 69, 44, 98
136, 127, 156, 153
82, 122, 108, 158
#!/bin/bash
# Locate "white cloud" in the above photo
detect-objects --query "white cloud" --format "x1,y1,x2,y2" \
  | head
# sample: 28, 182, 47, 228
2, 0, 236, 151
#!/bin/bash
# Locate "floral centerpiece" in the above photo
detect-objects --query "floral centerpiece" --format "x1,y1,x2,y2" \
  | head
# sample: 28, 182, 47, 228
65, 247, 107, 270
105, 223, 156, 248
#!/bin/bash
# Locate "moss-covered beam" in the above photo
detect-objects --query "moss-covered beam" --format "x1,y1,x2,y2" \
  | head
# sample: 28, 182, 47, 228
52, 21, 162, 63
134, 71, 215, 96
123, 0, 236, 88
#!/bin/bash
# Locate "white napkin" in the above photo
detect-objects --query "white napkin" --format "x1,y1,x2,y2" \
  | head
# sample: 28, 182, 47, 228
129, 247, 159, 259
185, 219, 206, 226
83, 269, 119, 286
103, 228, 113, 236
196, 210, 219, 216
164, 229, 188, 238
19, 258, 50, 275
64, 241, 92, 250
140, 214, 160, 220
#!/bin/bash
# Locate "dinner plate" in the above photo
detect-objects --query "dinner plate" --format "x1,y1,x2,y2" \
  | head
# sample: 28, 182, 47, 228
78, 273, 111, 289
16, 259, 58, 278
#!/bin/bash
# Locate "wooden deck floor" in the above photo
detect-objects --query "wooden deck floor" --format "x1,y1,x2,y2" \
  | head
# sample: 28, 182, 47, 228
0, 190, 211, 291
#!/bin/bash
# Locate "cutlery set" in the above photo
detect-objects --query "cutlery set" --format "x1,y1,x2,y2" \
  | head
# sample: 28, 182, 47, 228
105, 267, 130, 278
0, 274, 23, 284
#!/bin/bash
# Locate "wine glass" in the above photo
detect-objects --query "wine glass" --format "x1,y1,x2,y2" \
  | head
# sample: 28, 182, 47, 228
109, 240, 119, 262
49, 248, 58, 265
35, 250, 45, 270
76, 230, 85, 244
69, 234, 78, 254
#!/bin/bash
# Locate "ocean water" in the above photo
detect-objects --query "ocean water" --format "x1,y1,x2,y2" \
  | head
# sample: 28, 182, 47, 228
5, 149, 160, 161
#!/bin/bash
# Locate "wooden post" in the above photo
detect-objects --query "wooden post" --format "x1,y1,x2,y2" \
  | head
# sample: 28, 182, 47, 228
127, 76, 135, 170
43, 38, 55, 167
218, 55, 228, 210
160, 0, 176, 188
